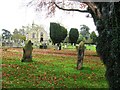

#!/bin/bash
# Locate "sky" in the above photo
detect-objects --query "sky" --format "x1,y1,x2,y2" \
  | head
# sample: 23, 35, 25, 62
0, 0, 97, 35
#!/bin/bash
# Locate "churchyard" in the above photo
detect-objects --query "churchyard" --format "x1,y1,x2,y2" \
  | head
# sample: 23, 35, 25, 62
1, 45, 108, 88
1, 1, 120, 89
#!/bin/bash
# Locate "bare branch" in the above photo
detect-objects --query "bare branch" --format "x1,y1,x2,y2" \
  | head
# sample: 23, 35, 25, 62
54, 2, 88, 13
83, 2, 102, 19
68, 1, 102, 18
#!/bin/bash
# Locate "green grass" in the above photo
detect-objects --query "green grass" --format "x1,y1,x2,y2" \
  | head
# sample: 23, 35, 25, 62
64, 44, 96, 51
85, 45, 96, 51
2, 48, 108, 88
63, 45, 76, 50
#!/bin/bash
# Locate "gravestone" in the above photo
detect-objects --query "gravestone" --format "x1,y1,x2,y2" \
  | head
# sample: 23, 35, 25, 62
21, 40, 33, 62
77, 41, 85, 70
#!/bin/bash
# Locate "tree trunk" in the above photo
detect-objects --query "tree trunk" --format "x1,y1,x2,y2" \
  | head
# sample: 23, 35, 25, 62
94, 2, 120, 89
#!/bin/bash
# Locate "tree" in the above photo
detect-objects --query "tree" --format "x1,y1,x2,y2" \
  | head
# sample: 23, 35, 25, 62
50, 22, 67, 45
12, 34, 26, 42
12, 28, 26, 43
12, 28, 26, 47
69, 28, 79, 45
2, 29, 11, 40
13, 28, 19, 35
77, 34, 84, 44
80, 24, 90, 40
2, 29, 12, 46
19, 28, 26, 36
90, 31, 97, 44
61, 26, 68, 42
28, 1, 120, 89
64, 35, 69, 43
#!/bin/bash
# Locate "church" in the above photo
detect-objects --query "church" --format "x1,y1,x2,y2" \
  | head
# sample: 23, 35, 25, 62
25, 22, 49, 47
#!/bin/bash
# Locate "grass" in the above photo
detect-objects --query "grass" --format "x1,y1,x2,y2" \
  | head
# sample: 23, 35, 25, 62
85, 45, 96, 51
2, 48, 108, 88
64, 44, 96, 51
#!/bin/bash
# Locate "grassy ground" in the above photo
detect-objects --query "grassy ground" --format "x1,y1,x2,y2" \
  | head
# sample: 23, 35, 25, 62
85, 45, 96, 51
2, 48, 108, 88
64, 44, 96, 51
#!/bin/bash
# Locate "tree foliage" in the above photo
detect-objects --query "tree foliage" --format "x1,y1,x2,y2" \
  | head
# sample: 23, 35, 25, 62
12, 28, 26, 42
63, 35, 69, 43
2, 29, 12, 46
90, 31, 97, 44
2, 29, 12, 40
69, 28, 79, 45
80, 25, 90, 40
77, 34, 84, 44
50, 22, 67, 44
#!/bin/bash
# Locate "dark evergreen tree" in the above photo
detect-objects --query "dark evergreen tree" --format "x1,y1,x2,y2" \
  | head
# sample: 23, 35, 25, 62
69, 28, 79, 45
50, 22, 67, 45
2, 29, 12, 46
2, 29, 11, 40
90, 31, 97, 44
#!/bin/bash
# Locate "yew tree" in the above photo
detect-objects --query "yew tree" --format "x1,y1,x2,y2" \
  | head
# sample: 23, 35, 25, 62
69, 28, 79, 45
50, 22, 67, 44
90, 31, 97, 44
28, 0, 120, 89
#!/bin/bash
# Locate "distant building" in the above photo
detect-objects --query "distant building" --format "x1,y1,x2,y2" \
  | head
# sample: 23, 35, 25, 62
25, 22, 49, 47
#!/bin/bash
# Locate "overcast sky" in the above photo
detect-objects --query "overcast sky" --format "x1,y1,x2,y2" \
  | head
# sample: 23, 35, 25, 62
0, 0, 97, 35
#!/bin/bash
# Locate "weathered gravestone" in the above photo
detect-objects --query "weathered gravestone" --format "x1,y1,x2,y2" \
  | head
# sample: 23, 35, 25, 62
21, 40, 33, 62
77, 41, 85, 70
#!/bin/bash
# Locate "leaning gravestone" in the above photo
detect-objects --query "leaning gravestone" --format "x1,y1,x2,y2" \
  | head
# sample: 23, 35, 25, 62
21, 40, 33, 62
77, 41, 85, 70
